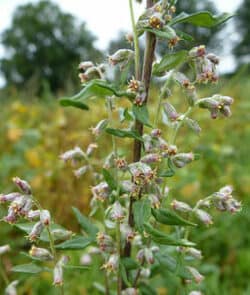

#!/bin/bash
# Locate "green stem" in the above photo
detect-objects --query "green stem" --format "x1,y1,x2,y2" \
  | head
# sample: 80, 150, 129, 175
0, 260, 9, 286
129, 0, 140, 80
170, 106, 193, 144
116, 222, 122, 295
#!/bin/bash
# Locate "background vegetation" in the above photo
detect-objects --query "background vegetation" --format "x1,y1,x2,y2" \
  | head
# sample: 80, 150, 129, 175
0, 0, 250, 294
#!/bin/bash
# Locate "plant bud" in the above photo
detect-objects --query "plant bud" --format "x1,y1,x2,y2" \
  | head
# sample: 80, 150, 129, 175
186, 266, 204, 284
102, 254, 118, 273
78, 66, 103, 83
206, 53, 219, 65
53, 264, 63, 286
78, 61, 94, 72
171, 200, 192, 212
0, 192, 21, 203
168, 36, 180, 48
150, 129, 162, 138
149, 194, 160, 209
167, 145, 178, 156
122, 288, 138, 295
27, 210, 40, 220
80, 254, 92, 266
128, 78, 140, 92
5, 280, 18, 295
136, 249, 145, 263
28, 221, 44, 241
29, 245, 53, 261
12, 177, 31, 194
149, 14, 163, 29
189, 291, 203, 295
109, 49, 134, 69
97, 232, 115, 253
0, 245, 10, 255
144, 248, 154, 264
110, 201, 125, 221
134, 92, 147, 106
189, 45, 206, 58
194, 209, 213, 226
59, 147, 85, 164
74, 165, 89, 178
91, 182, 110, 202
40, 210, 51, 225
52, 229, 73, 241
4, 207, 18, 224
172, 153, 194, 168
126, 33, 134, 44
90, 119, 108, 137
86, 143, 98, 157
186, 247, 203, 260
163, 102, 179, 122
115, 158, 128, 170
185, 118, 202, 135
19, 198, 33, 216
10, 195, 29, 214
141, 153, 162, 164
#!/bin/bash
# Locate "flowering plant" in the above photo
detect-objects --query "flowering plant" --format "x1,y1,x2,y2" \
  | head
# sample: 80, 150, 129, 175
0, 1, 241, 294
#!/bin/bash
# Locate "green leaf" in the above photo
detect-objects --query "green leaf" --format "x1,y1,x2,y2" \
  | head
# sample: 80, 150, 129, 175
102, 168, 117, 191
121, 258, 139, 270
153, 50, 188, 75
72, 207, 98, 237
12, 263, 47, 274
157, 158, 175, 178
143, 223, 195, 246
56, 236, 92, 250
132, 104, 152, 127
120, 262, 131, 287
170, 11, 234, 28
64, 265, 89, 271
60, 79, 135, 110
152, 208, 197, 227
155, 253, 192, 280
139, 282, 157, 295
144, 25, 176, 39
105, 128, 143, 142
133, 199, 151, 233
59, 99, 89, 110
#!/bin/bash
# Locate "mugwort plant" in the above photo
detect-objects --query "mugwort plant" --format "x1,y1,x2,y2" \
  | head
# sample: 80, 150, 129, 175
0, 1, 241, 294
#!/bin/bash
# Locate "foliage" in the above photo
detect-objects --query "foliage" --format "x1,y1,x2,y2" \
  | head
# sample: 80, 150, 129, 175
0, 0, 102, 94
233, 0, 250, 64
0, 1, 246, 295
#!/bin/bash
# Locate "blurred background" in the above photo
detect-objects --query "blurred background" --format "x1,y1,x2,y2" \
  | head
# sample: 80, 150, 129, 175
0, 0, 249, 294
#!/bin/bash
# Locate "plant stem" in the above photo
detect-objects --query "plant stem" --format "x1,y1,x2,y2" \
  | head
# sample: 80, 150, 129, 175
0, 260, 9, 286
116, 221, 122, 295
170, 106, 193, 144
125, 0, 157, 261
129, 0, 140, 80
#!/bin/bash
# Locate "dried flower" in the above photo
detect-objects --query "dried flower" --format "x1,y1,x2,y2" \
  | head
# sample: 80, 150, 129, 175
86, 143, 98, 156
110, 201, 125, 221
97, 232, 115, 253
74, 165, 89, 178
141, 153, 162, 164
149, 14, 163, 29
59, 147, 85, 164
90, 119, 108, 137
91, 182, 110, 202
163, 102, 179, 122
0, 192, 21, 203
53, 256, 69, 286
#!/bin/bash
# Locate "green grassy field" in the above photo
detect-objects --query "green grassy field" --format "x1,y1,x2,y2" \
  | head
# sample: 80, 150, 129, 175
0, 74, 249, 294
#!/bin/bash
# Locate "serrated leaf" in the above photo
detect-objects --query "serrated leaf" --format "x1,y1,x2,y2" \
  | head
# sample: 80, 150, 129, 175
59, 99, 89, 110
152, 208, 197, 227
133, 199, 151, 233
132, 104, 152, 127
105, 128, 143, 142
56, 236, 92, 250
144, 223, 195, 246
153, 50, 188, 75
72, 207, 98, 237
12, 263, 47, 274
170, 11, 233, 28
